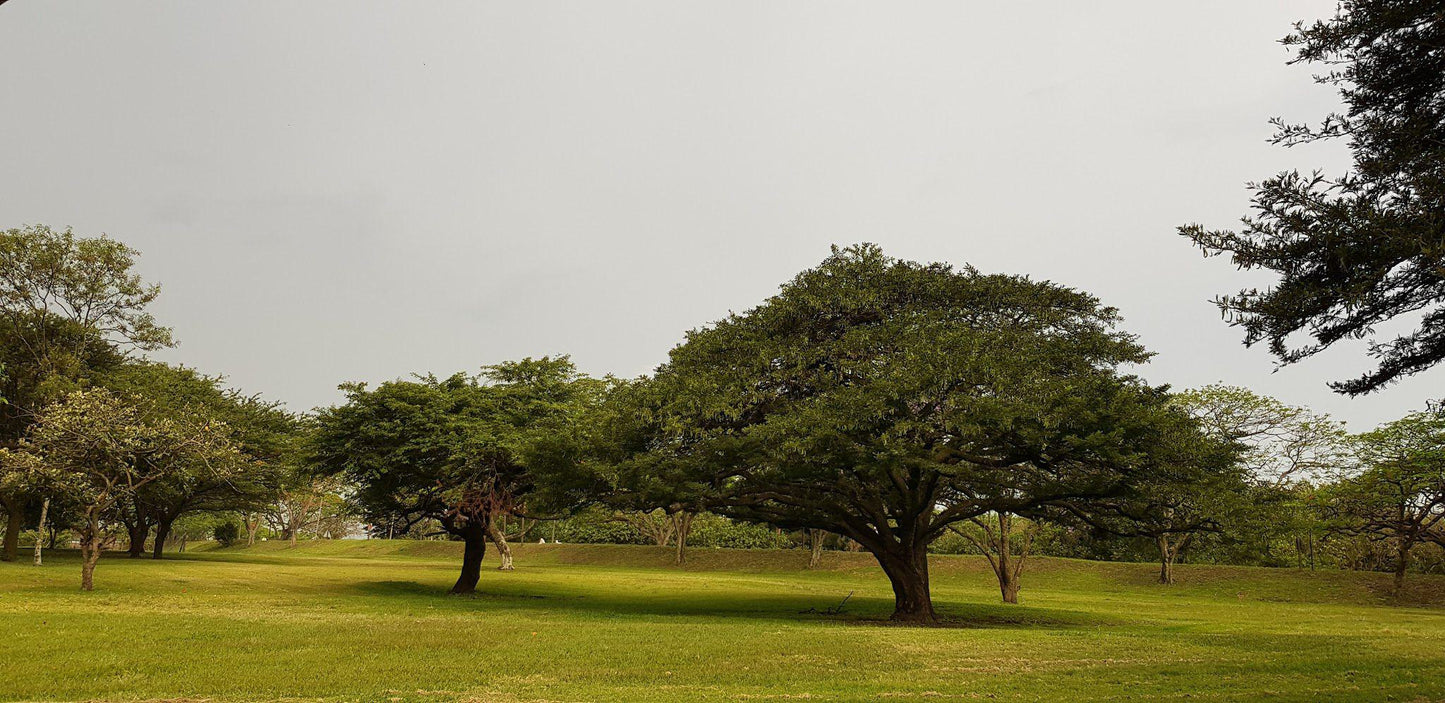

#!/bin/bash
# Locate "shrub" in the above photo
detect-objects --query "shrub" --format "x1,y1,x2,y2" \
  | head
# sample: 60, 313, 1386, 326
213, 521, 241, 547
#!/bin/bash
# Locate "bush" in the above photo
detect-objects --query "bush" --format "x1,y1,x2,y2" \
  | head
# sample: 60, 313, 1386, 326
213, 521, 241, 547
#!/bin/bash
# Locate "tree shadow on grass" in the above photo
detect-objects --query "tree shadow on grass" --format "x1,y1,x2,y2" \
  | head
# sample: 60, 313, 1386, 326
344, 578, 1125, 630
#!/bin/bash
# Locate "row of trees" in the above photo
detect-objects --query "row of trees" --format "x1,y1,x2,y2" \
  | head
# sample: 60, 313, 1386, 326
0, 225, 335, 588
303, 245, 1443, 622
3, 226, 1440, 624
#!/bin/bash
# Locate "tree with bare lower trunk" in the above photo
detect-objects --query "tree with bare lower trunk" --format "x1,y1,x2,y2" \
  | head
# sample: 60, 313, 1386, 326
310, 358, 603, 594
615, 509, 676, 546
951, 512, 1038, 603
1326, 411, 1445, 596
807, 529, 826, 569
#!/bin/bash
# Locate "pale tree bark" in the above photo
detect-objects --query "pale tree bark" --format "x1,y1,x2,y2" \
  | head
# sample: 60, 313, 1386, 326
243, 513, 260, 546
808, 529, 826, 569
79, 514, 103, 591
486, 521, 514, 571
954, 512, 1037, 604
671, 511, 694, 566
32, 498, 48, 566
1156, 533, 1193, 585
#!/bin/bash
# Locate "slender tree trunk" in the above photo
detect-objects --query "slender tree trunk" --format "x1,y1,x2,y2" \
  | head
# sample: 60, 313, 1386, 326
996, 517, 1019, 604
672, 512, 693, 566
125, 519, 149, 558
808, 529, 825, 569
450, 523, 488, 594
32, 498, 49, 566
80, 516, 102, 591
1158, 535, 1175, 585
874, 544, 936, 623
152, 517, 175, 560
1, 500, 20, 562
487, 521, 513, 571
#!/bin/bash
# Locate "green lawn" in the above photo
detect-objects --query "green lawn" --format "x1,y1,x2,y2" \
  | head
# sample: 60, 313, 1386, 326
2, 541, 1444, 702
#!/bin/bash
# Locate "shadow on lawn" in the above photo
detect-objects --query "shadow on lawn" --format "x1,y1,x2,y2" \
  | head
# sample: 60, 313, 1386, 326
347, 578, 1123, 629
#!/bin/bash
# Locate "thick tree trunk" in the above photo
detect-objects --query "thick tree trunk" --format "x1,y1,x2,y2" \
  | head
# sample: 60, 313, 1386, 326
450, 524, 488, 594
808, 529, 825, 569
487, 521, 513, 571
152, 517, 175, 560
875, 545, 936, 623
33, 498, 48, 566
996, 522, 1019, 604
125, 519, 149, 558
1, 501, 21, 562
1393, 539, 1411, 595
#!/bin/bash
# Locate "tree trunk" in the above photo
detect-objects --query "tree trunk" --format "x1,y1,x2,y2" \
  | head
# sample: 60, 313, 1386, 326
450, 524, 488, 594
808, 529, 825, 569
80, 517, 102, 591
1, 500, 21, 562
996, 519, 1019, 604
487, 521, 514, 571
1158, 535, 1175, 585
33, 498, 48, 566
125, 519, 149, 558
874, 545, 936, 623
672, 512, 693, 566
1393, 538, 1411, 595
152, 517, 175, 560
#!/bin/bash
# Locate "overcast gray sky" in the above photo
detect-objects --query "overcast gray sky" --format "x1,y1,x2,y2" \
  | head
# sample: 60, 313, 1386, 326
2, 1, 1437, 429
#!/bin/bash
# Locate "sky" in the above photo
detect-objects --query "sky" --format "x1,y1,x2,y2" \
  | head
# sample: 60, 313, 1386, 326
2, 1, 1439, 430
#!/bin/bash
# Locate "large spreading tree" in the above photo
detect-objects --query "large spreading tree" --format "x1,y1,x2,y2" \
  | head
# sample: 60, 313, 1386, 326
1180, 1, 1445, 394
605, 245, 1180, 622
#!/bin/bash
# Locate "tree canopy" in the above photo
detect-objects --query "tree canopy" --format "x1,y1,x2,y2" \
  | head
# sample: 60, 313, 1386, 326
309, 357, 601, 593
1180, 1, 1445, 394
601, 245, 1181, 622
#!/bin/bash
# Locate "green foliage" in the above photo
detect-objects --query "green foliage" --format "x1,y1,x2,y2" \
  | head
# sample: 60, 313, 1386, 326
595, 245, 1178, 618
1180, 1, 1445, 394
1324, 410, 1445, 588
212, 520, 241, 547
310, 357, 600, 541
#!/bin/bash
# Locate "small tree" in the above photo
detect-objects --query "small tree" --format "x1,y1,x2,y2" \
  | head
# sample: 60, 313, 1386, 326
20, 389, 243, 590
950, 512, 1038, 603
311, 358, 600, 594
1327, 411, 1445, 595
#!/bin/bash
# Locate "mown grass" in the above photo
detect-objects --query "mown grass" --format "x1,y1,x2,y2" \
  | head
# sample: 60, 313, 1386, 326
2, 540, 1444, 702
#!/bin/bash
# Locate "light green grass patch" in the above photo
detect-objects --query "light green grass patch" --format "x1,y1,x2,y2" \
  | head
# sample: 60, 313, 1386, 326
2, 541, 1443, 702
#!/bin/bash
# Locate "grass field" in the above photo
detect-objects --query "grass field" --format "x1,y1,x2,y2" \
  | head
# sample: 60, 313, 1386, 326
3, 541, 1445, 702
